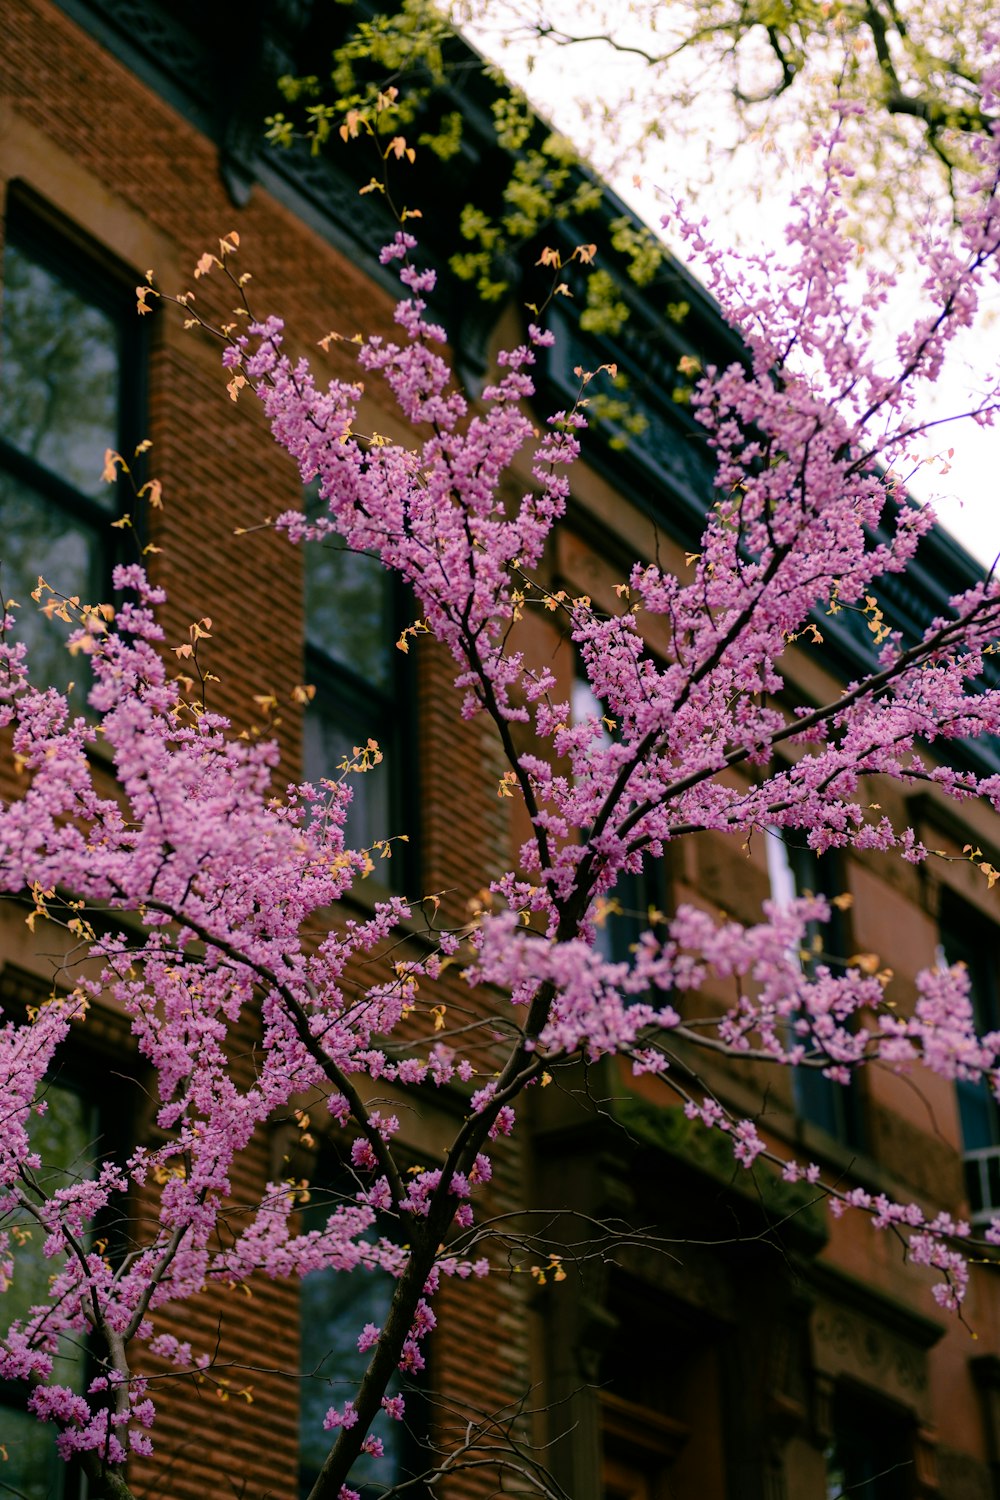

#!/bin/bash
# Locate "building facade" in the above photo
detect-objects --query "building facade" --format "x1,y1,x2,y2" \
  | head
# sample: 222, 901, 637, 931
2, 3, 1000, 1498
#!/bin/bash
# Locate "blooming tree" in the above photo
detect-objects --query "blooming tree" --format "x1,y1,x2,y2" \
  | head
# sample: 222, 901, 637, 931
4, 68, 1000, 1500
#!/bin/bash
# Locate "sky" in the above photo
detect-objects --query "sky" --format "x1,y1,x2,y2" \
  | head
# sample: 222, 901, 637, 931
461, 7, 1000, 571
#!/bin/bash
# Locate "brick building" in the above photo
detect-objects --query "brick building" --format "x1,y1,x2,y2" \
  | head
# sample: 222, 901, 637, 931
2, 3, 1000, 1498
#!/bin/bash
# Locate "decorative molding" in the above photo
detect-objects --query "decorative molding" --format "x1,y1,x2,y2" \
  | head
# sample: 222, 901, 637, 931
807, 1263, 943, 1421
807, 1261, 943, 1350
813, 1303, 929, 1395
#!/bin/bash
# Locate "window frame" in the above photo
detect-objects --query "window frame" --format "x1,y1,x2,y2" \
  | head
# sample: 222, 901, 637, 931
824, 1379, 917, 1499
0, 965, 136, 1500
764, 830, 865, 1149
0, 189, 148, 666
570, 673, 670, 966
302, 524, 416, 892
296, 1146, 429, 1500
938, 887, 1000, 1225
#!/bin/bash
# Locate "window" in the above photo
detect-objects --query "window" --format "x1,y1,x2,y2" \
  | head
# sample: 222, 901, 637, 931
303, 518, 411, 886
571, 677, 668, 965
825, 1384, 916, 1499
765, 832, 863, 1147
0, 197, 142, 698
0, 964, 134, 1500
597, 1281, 724, 1500
298, 1165, 424, 1499
2, 1079, 98, 1498
938, 890, 1000, 1224
1, 1055, 128, 1499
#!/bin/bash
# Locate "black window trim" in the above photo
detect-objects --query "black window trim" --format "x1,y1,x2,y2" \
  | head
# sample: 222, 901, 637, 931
303, 535, 418, 893
1, 184, 151, 595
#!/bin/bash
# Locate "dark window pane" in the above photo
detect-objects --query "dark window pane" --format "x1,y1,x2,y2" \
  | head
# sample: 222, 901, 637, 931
6, 1082, 98, 1336
298, 1181, 412, 1500
305, 541, 395, 692
940, 896, 1000, 1207
299, 1268, 404, 1497
3, 1080, 100, 1499
303, 704, 392, 852
572, 678, 667, 966
940, 907, 1000, 1034
964, 1154, 988, 1217
0, 469, 102, 698
766, 834, 863, 1147
794, 1067, 853, 1140
826, 1387, 913, 1498
3, 1406, 65, 1499
0, 242, 120, 501
958, 1084, 997, 1153
593, 866, 664, 967
302, 507, 409, 889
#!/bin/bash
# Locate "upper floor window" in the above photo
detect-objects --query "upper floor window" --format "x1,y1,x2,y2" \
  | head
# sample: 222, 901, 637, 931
825, 1382, 916, 1498
765, 832, 864, 1148
571, 676, 668, 964
303, 517, 412, 887
0, 197, 143, 698
938, 890, 1000, 1225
